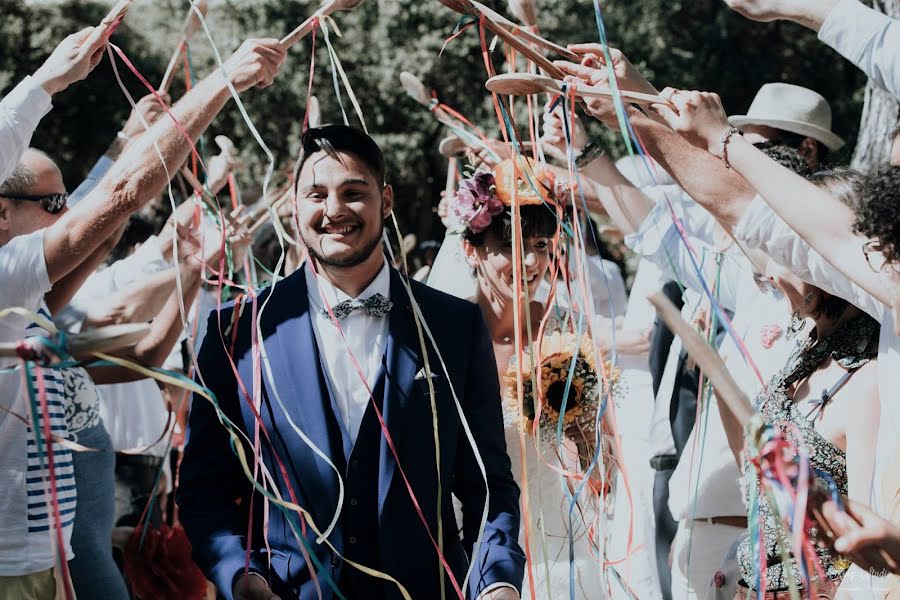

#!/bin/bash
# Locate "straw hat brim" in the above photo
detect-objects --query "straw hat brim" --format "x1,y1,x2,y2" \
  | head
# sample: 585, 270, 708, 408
728, 116, 845, 151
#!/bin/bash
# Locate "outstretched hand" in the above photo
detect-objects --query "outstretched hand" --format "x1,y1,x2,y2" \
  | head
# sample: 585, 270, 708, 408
651, 88, 733, 156
553, 47, 655, 128
119, 92, 172, 141
222, 39, 287, 92
540, 101, 587, 162
33, 25, 114, 95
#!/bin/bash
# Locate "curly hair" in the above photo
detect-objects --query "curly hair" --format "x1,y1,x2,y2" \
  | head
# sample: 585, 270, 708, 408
462, 204, 558, 247
852, 165, 900, 264
753, 141, 812, 177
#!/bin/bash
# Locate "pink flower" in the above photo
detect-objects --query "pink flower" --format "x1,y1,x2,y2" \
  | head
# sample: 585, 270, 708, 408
451, 172, 504, 233
760, 324, 783, 349
713, 570, 726, 588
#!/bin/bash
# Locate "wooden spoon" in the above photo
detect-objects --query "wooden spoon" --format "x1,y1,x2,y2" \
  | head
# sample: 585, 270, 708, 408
307, 95, 322, 128
159, 0, 209, 93
486, 72, 670, 107
281, 0, 367, 48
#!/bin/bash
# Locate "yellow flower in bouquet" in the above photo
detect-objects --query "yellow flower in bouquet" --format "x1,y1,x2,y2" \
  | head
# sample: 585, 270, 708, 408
503, 331, 606, 440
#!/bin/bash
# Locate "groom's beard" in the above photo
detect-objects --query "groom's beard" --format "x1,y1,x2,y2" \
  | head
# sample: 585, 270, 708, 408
303, 215, 385, 268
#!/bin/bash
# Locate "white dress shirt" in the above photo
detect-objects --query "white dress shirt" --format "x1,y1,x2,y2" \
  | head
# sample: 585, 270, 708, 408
0, 76, 52, 184
819, 0, 900, 98
626, 188, 798, 519
306, 262, 391, 446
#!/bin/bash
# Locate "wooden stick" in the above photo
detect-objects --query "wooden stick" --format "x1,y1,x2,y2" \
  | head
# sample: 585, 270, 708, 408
101, 0, 132, 25
468, 0, 578, 61
0, 323, 150, 360
648, 292, 754, 428
507, 0, 538, 28
280, 0, 367, 48
444, 157, 458, 197
485, 72, 671, 107
159, 0, 209, 93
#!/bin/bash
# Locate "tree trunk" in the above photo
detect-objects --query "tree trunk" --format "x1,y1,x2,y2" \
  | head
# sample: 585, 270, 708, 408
851, 0, 900, 172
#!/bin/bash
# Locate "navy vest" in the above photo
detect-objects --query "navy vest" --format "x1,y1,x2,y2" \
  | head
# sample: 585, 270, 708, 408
315, 344, 387, 600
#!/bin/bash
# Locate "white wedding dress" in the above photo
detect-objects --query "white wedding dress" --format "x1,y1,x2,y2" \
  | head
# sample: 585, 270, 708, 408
428, 233, 610, 599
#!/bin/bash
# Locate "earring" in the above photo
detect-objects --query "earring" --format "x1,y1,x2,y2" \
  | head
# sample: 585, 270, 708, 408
786, 309, 804, 340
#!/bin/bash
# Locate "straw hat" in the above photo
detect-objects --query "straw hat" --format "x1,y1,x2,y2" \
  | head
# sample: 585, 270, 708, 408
729, 83, 844, 151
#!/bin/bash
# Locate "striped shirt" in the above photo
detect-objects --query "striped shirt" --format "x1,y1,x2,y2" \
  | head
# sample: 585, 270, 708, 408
0, 231, 75, 575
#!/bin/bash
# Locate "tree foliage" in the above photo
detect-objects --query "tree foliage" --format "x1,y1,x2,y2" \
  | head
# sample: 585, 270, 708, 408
2, 0, 868, 241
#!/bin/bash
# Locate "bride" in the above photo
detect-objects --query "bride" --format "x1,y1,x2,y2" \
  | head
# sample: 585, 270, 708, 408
437, 157, 613, 599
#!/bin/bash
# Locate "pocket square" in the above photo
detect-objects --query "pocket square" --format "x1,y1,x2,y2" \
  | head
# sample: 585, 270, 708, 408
414, 368, 440, 381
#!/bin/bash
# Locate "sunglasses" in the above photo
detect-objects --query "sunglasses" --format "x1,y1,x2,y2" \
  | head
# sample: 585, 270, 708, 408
0, 192, 68, 214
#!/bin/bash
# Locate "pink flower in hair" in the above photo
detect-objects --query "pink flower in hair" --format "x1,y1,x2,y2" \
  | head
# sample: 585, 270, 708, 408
451, 171, 504, 233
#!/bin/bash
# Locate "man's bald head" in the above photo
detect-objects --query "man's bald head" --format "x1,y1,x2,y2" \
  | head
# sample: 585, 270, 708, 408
0, 149, 67, 244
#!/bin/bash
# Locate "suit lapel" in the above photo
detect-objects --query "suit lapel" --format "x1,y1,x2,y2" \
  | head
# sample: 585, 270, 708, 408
260, 270, 343, 532
378, 269, 423, 514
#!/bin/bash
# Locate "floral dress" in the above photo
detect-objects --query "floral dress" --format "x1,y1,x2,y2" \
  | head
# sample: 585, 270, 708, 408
737, 313, 879, 592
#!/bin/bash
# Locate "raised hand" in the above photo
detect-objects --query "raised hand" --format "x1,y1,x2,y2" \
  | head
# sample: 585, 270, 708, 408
32, 25, 114, 95
540, 101, 587, 162
651, 88, 733, 156
553, 47, 654, 128
221, 39, 287, 92
559, 45, 657, 96
119, 92, 172, 141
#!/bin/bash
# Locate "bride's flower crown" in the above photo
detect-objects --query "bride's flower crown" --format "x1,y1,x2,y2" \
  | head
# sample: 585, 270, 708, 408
449, 157, 558, 234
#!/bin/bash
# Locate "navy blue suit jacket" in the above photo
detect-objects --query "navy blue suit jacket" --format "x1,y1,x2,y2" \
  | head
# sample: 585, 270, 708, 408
177, 267, 524, 599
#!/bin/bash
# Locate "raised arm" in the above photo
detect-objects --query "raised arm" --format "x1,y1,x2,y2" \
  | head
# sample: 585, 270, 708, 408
42, 38, 286, 285
1, 25, 112, 182
650, 89, 893, 308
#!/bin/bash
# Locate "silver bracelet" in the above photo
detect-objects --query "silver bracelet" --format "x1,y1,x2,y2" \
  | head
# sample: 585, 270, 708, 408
720, 126, 741, 169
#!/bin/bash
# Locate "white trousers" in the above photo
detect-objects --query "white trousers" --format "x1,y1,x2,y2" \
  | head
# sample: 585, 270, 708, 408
670, 520, 743, 600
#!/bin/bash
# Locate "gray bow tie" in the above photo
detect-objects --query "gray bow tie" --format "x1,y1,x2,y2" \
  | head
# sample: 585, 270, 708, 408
325, 293, 393, 322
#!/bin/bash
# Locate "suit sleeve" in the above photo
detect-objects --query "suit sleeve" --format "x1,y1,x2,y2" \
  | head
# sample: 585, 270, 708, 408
177, 309, 265, 600
454, 305, 525, 598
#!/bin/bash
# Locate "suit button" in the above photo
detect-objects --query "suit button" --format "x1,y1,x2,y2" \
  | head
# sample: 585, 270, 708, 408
349, 536, 357, 544
350, 498, 358, 507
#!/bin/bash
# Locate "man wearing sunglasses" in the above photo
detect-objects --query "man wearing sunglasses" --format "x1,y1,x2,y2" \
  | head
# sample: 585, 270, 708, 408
0, 33, 286, 596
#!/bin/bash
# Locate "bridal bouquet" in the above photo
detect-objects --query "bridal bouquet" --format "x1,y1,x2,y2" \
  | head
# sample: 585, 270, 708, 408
504, 331, 619, 497
503, 330, 616, 442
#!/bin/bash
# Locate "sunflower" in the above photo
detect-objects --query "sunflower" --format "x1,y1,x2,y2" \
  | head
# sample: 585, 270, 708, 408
503, 331, 604, 442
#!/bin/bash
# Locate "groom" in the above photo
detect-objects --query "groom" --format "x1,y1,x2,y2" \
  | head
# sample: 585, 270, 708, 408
178, 125, 524, 600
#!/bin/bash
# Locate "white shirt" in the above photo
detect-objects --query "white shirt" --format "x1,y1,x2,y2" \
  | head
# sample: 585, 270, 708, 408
55, 236, 173, 457
306, 263, 391, 446
0, 230, 76, 575
0, 76, 52, 184
626, 188, 798, 519
819, 0, 900, 98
